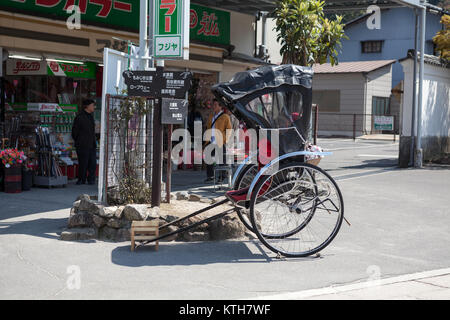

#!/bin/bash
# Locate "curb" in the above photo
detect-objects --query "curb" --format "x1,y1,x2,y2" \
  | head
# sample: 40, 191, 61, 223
250, 267, 450, 300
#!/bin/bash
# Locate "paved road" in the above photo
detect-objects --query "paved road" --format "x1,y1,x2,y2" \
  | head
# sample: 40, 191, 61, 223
1, 137, 449, 300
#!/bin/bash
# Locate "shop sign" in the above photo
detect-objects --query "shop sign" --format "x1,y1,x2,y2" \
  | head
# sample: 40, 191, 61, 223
6, 59, 47, 75
374, 116, 394, 130
0, 0, 139, 32
27, 103, 64, 112
153, 0, 189, 59
190, 4, 230, 46
47, 61, 97, 79
161, 98, 188, 124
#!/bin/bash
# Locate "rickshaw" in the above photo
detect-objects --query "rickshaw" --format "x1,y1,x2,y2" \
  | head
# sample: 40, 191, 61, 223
141, 64, 344, 258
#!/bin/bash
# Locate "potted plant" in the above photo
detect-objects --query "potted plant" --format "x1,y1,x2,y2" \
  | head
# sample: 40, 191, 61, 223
0, 148, 27, 193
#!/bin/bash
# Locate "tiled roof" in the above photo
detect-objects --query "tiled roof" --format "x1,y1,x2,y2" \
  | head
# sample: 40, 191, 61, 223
313, 60, 396, 74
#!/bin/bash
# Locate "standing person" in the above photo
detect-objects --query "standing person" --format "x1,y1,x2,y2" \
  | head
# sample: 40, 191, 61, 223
72, 99, 97, 185
204, 99, 232, 182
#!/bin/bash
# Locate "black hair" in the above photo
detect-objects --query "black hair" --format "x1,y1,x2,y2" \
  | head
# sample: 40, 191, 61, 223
82, 99, 95, 109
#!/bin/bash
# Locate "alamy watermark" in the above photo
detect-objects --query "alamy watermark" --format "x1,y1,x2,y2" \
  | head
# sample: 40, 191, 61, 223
66, 5, 81, 30
66, 265, 81, 290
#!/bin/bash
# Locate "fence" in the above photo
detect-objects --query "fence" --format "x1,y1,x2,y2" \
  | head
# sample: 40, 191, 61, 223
103, 94, 154, 205
312, 110, 399, 141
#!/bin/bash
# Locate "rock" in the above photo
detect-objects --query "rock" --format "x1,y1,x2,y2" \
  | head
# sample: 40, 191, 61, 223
75, 194, 90, 202
159, 225, 179, 242
68, 211, 93, 228
159, 214, 179, 223
88, 202, 104, 215
114, 206, 125, 219
100, 226, 118, 241
147, 207, 160, 219
183, 231, 210, 242
188, 194, 201, 202
208, 215, 246, 240
106, 218, 122, 229
78, 197, 103, 215
73, 200, 81, 208
175, 215, 209, 231
116, 228, 131, 241
92, 215, 107, 228
120, 219, 132, 229
199, 197, 211, 204
176, 191, 189, 200
123, 204, 149, 221
99, 206, 118, 219
60, 228, 96, 241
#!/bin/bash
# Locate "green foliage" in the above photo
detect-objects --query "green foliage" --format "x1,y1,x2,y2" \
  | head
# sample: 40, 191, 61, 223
433, 15, 450, 61
274, 0, 348, 66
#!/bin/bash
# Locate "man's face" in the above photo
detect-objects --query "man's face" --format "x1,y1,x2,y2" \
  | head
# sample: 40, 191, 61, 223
213, 101, 221, 113
85, 103, 95, 114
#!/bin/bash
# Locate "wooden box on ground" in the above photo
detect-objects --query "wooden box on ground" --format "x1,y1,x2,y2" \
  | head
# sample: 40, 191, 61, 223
130, 220, 159, 251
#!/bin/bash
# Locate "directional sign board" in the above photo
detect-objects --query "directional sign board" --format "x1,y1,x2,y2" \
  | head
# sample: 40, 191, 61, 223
153, 0, 190, 60
122, 70, 161, 97
158, 71, 193, 98
123, 69, 192, 98
161, 98, 188, 124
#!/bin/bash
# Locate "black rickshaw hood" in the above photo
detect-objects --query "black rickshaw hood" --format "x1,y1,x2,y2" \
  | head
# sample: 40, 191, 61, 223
211, 64, 313, 104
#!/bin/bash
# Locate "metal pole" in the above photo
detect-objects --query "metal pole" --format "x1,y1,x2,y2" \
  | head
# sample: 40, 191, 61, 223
415, 6, 426, 168
151, 94, 163, 207
139, 0, 149, 70
353, 114, 356, 141
166, 124, 172, 203
314, 105, 318, 145
410, 9, 419, 167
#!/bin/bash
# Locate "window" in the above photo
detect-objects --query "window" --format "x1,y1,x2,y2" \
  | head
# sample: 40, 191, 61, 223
312, 90, 340, 112
361, 40, 383, 53
372, 96, 390, 115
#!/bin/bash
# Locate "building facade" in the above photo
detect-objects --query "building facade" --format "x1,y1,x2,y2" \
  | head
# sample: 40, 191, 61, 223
339, 7, 443, 88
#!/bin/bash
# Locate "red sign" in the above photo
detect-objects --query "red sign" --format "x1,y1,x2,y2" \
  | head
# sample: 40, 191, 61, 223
6, 59, 47, 75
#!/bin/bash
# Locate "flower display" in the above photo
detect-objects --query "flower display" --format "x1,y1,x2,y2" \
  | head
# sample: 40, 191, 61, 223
0, 149, 27, 168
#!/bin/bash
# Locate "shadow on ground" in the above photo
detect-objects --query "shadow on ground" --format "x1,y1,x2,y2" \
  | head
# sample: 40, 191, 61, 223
110, 240, 320, 267
0, 182, 96, 220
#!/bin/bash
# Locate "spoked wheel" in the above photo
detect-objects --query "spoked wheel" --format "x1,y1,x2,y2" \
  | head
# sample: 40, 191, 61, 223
233, 164, 259, 232
249, 162, 344, 257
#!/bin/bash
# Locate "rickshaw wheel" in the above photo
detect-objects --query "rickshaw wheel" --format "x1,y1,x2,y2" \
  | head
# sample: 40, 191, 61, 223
249, 162, 344, 258
233, 164, 259, 232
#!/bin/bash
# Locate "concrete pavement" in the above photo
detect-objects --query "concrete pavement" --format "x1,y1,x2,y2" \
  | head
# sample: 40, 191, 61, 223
1, 138, 449, 300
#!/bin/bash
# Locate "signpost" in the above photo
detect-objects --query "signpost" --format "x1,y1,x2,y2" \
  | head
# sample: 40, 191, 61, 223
122, 66, 192, 207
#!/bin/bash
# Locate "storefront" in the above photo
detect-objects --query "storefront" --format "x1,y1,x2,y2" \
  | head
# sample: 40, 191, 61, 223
0, 1, 265, 191
2, 56, 102, 184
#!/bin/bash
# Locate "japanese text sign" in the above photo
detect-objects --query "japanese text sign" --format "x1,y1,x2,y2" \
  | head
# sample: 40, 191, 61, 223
161, 98, 188, 124
153, 0, 190, 59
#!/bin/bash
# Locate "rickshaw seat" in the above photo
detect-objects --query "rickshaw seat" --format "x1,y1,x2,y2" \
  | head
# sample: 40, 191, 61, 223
226, 187, 249, 204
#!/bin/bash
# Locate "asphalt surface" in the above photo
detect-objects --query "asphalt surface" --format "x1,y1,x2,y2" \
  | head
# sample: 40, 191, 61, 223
1, 137, 449, 300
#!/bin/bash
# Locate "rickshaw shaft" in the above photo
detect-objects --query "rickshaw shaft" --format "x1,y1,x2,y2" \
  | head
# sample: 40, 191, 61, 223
158, 198, 230, 230
138, 200, 234, 246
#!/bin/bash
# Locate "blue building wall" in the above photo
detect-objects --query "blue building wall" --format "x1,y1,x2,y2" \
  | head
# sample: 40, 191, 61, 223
339, 7, 442, 87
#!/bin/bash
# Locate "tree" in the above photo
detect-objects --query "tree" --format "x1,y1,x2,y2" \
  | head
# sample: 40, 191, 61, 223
274, 0, 348, 66
433, 14, 450, 60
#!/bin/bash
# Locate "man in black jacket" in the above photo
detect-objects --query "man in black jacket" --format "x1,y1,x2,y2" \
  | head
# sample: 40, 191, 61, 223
72, 99, 97, 185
